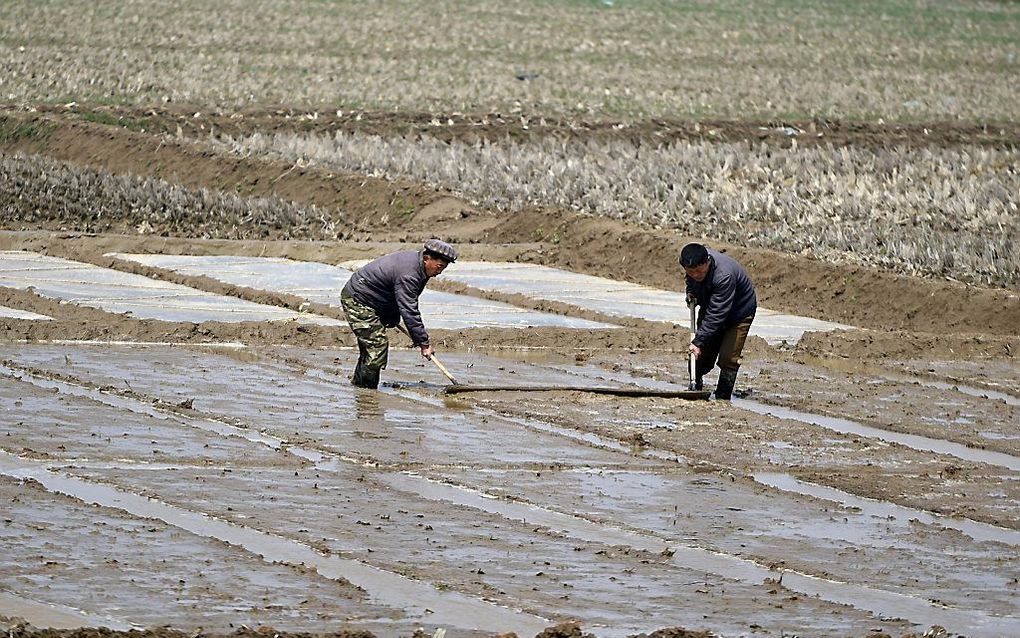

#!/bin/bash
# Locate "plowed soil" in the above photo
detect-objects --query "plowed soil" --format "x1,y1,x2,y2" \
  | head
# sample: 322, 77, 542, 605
1, 107, 1018, 638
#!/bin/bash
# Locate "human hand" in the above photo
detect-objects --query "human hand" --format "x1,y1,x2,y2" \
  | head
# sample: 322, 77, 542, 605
420, 344, 435, 359
688, 343, 702, 359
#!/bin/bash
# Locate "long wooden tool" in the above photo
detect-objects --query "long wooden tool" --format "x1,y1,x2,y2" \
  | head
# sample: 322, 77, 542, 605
688, 304, 699, 391
445, 385, 710, 399
397, 323, 459, 385
426, 353, 459, 385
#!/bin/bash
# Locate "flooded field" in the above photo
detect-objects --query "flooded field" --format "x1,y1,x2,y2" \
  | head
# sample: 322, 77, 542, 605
1, 241, 1017, 637
1, 3, 1018, 628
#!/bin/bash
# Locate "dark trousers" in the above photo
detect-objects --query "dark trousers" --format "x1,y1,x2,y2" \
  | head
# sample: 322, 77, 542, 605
696, 314, 754, 399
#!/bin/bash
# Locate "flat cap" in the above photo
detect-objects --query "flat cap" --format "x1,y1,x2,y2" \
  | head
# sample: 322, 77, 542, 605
423, 238, 458, 262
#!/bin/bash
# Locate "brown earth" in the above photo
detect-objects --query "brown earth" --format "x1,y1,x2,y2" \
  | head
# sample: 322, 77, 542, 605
20, 103, 1020, 150
1, 623, 716, 638
1, 106, 1018, 638
1, 106, 1018, 341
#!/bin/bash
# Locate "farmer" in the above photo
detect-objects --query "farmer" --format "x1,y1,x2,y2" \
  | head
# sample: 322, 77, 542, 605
680, 242, 757, 400
340, 238, 458, 389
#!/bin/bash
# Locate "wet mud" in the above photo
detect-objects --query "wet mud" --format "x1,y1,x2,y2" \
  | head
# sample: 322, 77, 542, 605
2, 338, 1018, 637
1, 108, 1018, 638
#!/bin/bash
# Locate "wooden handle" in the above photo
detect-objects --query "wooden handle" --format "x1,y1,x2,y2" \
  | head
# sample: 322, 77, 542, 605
397, 323, 459, 385
688, 305, 698, 390
427, 354, 459, 385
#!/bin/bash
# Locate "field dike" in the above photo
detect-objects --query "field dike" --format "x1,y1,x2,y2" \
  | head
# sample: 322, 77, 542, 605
0, 109, 1018, 337
1, 105, 1019, 638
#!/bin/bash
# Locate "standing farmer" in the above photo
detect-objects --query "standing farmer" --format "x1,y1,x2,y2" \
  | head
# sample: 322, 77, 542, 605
680, 243, 757, 400
340, 239, 458, 389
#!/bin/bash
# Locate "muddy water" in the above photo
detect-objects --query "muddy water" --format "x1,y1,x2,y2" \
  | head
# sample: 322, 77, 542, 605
742, 359, 1020, 456
735, 398, 1020, 471
825, 359, 1020, 407
0, 591, 133, 631
4, 343, 1019, 635
0, 347, 910, 637
381, 470, 1020, 630
3, 347, 651, 470
535, 348, 1020, 526
0, 473, 395, 632
0, 370, 293, 465
58, 460, 874, 636
425, 466, 1019, 612
892, 359, 1020, 403
753, 472, 1020, 546
1, 454, 550, 636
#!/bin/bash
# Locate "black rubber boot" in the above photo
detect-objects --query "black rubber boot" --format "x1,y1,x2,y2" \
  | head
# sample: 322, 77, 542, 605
352, 363, 380, 389
714, 369, 738, 401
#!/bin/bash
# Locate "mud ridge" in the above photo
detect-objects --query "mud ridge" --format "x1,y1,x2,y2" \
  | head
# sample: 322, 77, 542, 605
1, 111, 1018, 336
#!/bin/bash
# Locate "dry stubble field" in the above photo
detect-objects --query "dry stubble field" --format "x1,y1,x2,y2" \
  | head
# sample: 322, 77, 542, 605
1, 2, 1019, 638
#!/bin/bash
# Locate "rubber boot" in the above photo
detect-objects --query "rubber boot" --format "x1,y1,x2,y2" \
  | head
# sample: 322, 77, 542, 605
714, 369, 738, 401
352, 362, 380, 389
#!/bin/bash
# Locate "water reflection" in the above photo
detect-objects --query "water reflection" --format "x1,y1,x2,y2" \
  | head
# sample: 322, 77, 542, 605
353, 388, 382, 420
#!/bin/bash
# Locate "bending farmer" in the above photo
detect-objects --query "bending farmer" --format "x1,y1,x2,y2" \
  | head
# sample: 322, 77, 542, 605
680, 242, 757, 400
340, 239, 458, 389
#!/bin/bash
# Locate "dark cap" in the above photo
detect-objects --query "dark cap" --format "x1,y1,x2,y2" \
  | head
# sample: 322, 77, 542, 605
679, 243, 709, 267
423, 238, 458, 263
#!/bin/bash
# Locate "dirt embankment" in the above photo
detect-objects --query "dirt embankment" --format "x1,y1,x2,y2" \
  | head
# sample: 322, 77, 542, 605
1, 107, 1018, 340
18, 103, 1020, 151
0, 231, 1015, 362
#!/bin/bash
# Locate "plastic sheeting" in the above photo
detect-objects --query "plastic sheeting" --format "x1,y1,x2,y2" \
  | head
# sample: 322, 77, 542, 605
108, 254, 615, 330
361, 260, 852, 345
0, 251, 342, 325
0, 305, 52, 320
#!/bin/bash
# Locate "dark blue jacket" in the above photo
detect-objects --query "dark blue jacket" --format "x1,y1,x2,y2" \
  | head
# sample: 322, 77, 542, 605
343, 250, 431, 346
685, 249, 757, 348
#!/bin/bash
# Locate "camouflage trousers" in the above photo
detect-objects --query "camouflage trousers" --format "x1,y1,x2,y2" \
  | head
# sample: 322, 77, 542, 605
340, 291, 389, 389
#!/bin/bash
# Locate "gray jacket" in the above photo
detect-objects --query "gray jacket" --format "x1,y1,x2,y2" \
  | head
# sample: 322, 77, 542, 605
685, 249, 757, 348
343, 250, 431, 346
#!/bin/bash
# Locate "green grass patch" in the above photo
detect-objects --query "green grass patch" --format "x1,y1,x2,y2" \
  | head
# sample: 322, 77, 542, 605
79, 110, 151, 132
0, 117, 53, 143
390, 196, 416, 220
